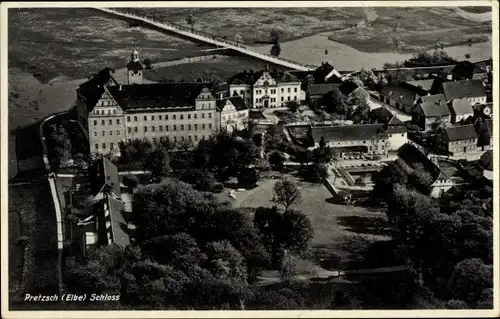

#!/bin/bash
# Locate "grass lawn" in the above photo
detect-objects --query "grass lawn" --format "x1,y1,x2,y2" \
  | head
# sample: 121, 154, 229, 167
9, 181, 59, 305
233, 176, 392, 270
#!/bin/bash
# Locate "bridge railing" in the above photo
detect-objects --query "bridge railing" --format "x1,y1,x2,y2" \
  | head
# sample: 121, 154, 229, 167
103, 7, 315, 70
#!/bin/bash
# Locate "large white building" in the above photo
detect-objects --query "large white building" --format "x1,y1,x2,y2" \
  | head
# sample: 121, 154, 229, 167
76, 49, 227, 156
227, 67, 306, 109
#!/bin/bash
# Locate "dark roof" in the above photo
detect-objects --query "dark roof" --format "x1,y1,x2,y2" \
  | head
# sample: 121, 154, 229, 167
332, 145, 369, 153
314, 62, 342, 83
419, 97, 451, 117
89, 157, 121, 197
217, 96, 248, 111
107, 83, 214, 111
228, 69, 298, 86
388, 116, 404, 126
289, 70, 313, 81
387, 116, 407, 133
449, 98, 473, 115
108, 197, 129, 247
127, 60, 143, 71
442, 79, 486, 101
77, 68, 117, 113
310, 124, 387, 143
444, 125, 478, 141
380, 84, 418, 106
404, 79, 435, 92
370, 107, 393, 123
397, 144, 441, 181
338, 81, 359, 96
308, 83, 341, 96
452, 60, 486, 79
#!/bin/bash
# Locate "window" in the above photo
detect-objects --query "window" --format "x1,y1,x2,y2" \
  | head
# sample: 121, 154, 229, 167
188, 124, 191, 130
194, 135, 198, 141
165, 114, 169, 120
194, 124, 198, 130
180, 114, 184, 120
288, 96, 291, 101
102, 131, 105, 136
281, 88, 284, 93
102, 120, 105, 125
128, 127, 132, 133
95, 144, 99, 149
294, 87, 298, 93
173, 115, 177, 120
202, 113, 205, 119
202, 135, 205, 140
288, 88, 291, 93
173, 125, 177, 131
159, 115, 162, 120
166, 125, 169, 131
209, 123, 212, 129
108, 110, 111, 115
127, 116, 131, 122
194, 114, 197, 119
159, 126, 163, 132
208, 113, 212, 119
180, 125, 184, 131
134, 116, 138, 122
281, 97, 284, 102
94, 132, 97, 136
240, 90, 244, 95
116, 119, 120, 125
144, 116, 147, 121
110, 143, 114, 150
294, 96, 297, 101
401, 133, 405, 137
152, 116, 155, 121
109, 131, 113, 136
117, 130, 120, 136
152, 126, 155, 132
134, 127, 138, 132
181, 136, 185, 142
188, 114, 191, 119
102, 143, 106, 149
144, 127, 148, 132
188, 136, 192, 141
94, 120, 97, 126
173, 136, 177, 142
202, 124, 206, 129
202, 103, 205, 109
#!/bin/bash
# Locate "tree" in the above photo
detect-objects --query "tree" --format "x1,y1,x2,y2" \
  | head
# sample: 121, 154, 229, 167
205, 240, 248, 283
303, 163, 329, 183
143, 58, 152, 70
195, 173, 216, 192
371, 163, 408, 204
143, 149, 170, 181
323, 88, 348, 115
279, 252, 300, 282
446, 299, 468, 309
269, 152, 285, 171
185, 13, 197, 32
465, 53, 471, 59
447, 258, 492, 305
286, 101, 300, 113
272, 179, 301, 211
270, 43, 281, 57
475, 288, 493, 309
280, 210, 314, 255
237, 168, 259, 188
123, 174, 140, 192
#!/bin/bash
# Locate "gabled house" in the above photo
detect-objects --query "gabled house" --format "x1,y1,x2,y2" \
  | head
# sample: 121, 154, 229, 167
369, 107, 408, 151
435, 125, 478, 155
307, 83, 341, 108
378, 84, 422, 114
88, 157, 121, 200
412, 94, 451, 130
308, 124, 389, 159
396, 143, 455, 198
452, 60, 489, 81
216, 96, 249, 133
448, 98, 474, 124
402, 79, 435, 95
438, 79, 487, 105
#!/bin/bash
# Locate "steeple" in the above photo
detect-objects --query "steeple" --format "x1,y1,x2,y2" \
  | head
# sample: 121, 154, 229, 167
131, 48, 139, 63
127, 46, 144, 85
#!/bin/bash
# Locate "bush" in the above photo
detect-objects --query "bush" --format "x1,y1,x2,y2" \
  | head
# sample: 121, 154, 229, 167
237, 168, 260, 188
123, 174, 140, 190
195, 175, 216, 192
211, 182, 224, 193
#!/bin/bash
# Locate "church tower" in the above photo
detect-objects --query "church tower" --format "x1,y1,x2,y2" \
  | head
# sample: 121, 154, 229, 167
127, 48, 144, 85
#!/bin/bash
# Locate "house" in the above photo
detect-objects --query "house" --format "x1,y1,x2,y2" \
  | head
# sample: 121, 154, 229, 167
402, 79, 435, 94
435, 125, 478, 155
412, 94, 451, 130
227, 66, 305, 109
338, 81, 362, 101
369, 107, 408, 151
438, 79, 487, 105
76, 49, 221, 156
448, 98, 474, 124
396, 143, 455, 198
378, 84, 422, 114
216, 96, 249, 133
88, 157, 121, 199
307, 83, 341, 108
308, 124, 389, 159
452, 60, 489, 81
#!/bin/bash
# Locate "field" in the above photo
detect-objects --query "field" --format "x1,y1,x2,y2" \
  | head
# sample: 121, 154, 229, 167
459, 7, 492, 14
230, 177, 391, 270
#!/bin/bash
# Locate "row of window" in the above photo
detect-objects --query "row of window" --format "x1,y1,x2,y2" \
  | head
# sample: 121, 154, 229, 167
450, 139, 476, 145
127, 123, 213, 133
94, 108, 117, 115
255, 87, 297, 95
95, 135, 206, 150
126, 112, 212, 122
94, 119, 121, 126
257, 96, 297, 103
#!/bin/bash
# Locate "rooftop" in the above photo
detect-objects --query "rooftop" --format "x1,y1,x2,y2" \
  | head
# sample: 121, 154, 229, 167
419, 97, 451, 117
380, 84, 418, 106
228, 68, 299, 86
397, 144, 441, 181
442, 79, 486, 101
106, 82, 214, 111
404, 79, 435, 92
216, 96, 248, 112
307, 83, 341, 96
449, 98, 473, 116
310, 124, 387, 143
89, 157, 121, 197
444, 124, 478, 141
452, 60, 487, 79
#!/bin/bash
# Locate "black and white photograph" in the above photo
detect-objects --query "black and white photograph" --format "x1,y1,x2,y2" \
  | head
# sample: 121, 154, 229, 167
1, 1, 498, 317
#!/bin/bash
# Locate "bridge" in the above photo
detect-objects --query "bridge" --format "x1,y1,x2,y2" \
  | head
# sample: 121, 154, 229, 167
93, 7, 327, 74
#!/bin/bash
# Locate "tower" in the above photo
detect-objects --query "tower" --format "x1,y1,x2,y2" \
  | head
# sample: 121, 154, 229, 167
127, 48, 144, 85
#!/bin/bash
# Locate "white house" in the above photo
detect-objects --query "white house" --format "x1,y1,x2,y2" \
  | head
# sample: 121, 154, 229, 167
216, 96, 249, 133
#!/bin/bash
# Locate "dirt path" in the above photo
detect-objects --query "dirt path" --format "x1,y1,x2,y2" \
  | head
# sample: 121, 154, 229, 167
454, 7, 492, 22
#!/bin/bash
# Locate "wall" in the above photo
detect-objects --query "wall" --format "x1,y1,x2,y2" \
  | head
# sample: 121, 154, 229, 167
387, 132, 408, 151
